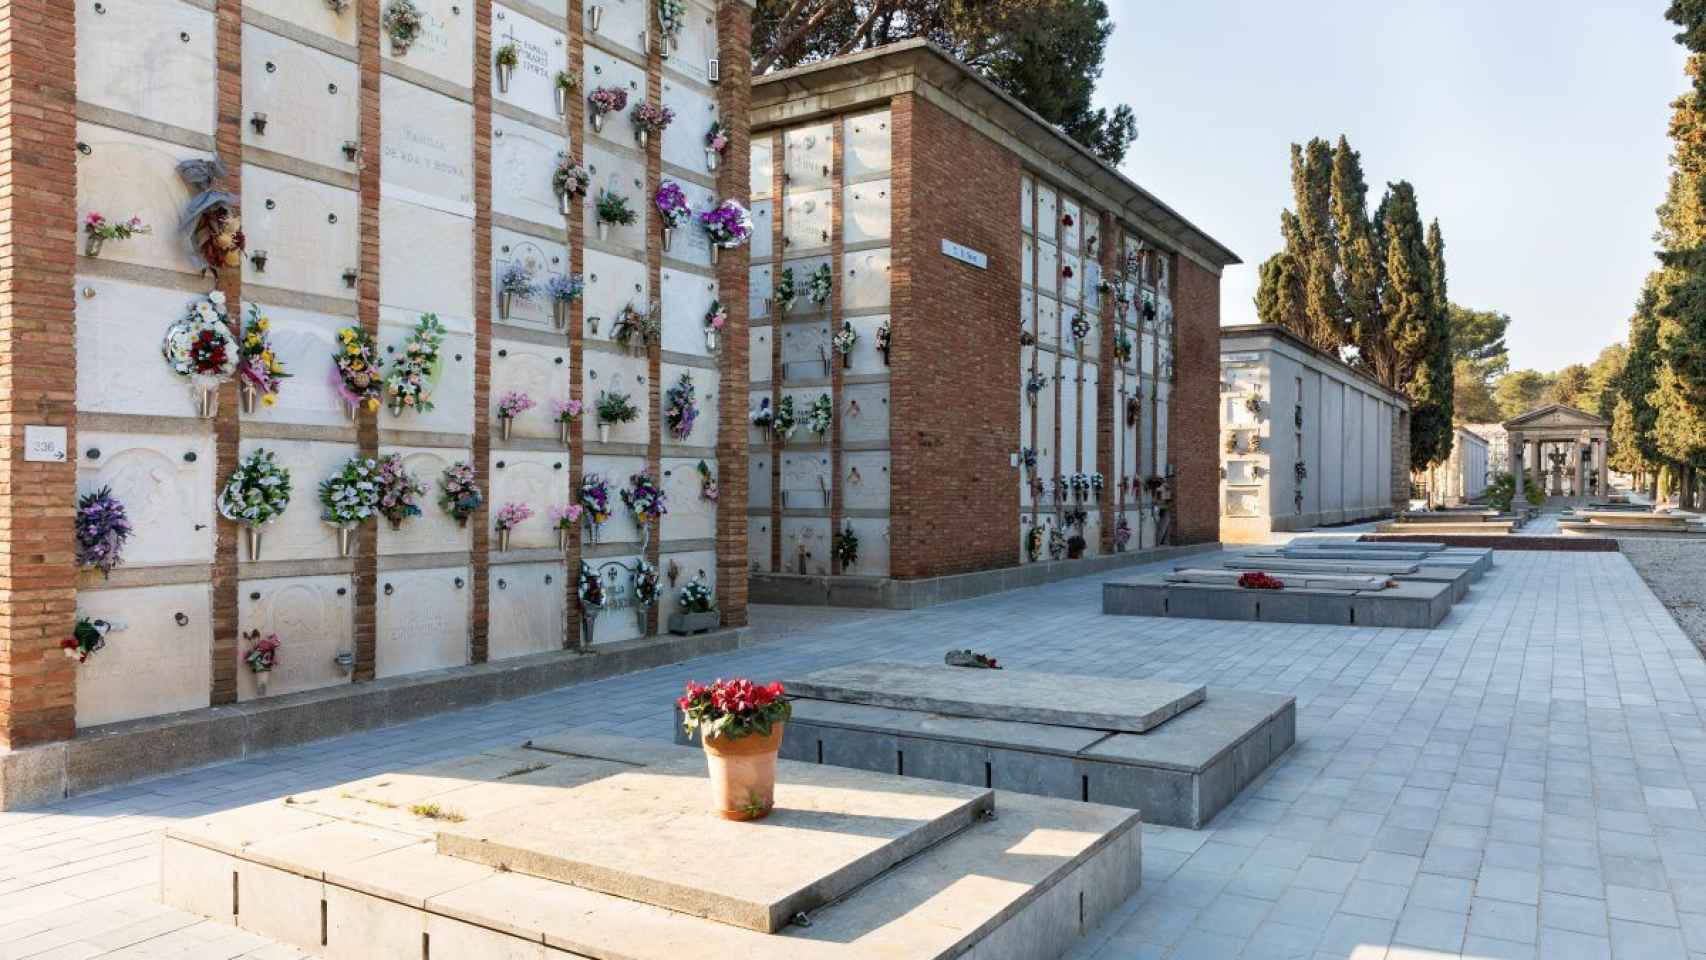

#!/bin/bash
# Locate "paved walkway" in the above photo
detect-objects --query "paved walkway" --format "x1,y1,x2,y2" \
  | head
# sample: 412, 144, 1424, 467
3, 549, 1705, 959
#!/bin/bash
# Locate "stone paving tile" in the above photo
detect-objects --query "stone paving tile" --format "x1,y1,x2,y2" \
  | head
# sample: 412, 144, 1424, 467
1, 552, 1704, 960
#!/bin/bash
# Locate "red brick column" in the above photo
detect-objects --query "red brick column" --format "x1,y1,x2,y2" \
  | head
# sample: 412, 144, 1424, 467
470, 0, 493, 662
352, 0, 382, 680
210, 0, 244, 704
714, 0, 752, 623
1169, 254, 1221, 545
643, 14, 663, 635
0, 0, 80, 748
1095, 210, 1116, 554
564, 2, 587, 645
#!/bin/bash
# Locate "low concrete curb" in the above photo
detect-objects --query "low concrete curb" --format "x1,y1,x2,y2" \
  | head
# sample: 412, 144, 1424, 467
751, 541, 1223, 609
0, 628, 749, 811
1360, 534, 1619, 552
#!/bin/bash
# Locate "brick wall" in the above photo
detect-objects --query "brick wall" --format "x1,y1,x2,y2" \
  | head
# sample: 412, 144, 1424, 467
0, 0, 81, 748
1392, 408, 1411, 508
713, 2, 752, 625
888, 94, 1022, 578
1169, 255, 1221, 545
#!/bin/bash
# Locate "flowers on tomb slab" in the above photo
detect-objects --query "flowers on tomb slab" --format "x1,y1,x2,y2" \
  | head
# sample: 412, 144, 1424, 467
554, 154, 592, 200
808, 263, 833, 307
579, 473, 613, 525
679, 572, 714, 613
551, 398, 584, 426
333, 325, 384, 413
596, 190, 638, 229
832, 523, 859, 568
383, 0, 423, 54
1091, 472, 1106, 496
375, 454, 427, 530
657, 0, 686, 38
385, 314, 446, 415
629, 101, 675, 140
1020, 446, 1038, 472
1070, 311, 1091, 345
1237, 571, 1285, 590
621, 472, 668, 526
494, 501, 533, 532
547, 272, 585, 304
1026, 369, 1047, 405
63, 617, 109, 664
500, 261, 539, 303
678, 678, 790, 740
243, 630, 281, 674
771, 267, 799, 313
162, 291, 238, 396
1113, 515, 1132, 551
944, 649, 1001, 669
697, 459, 718, 501
495, 41, 520, 69
439, 461, 484, 526
1115, 328, 1134, 363
1047, 525, 1067, 560
655, 180, 692, 229
705, 120, 730, 157
705, 300, 728, 344
633, 560, 660, 607
664, 372, 699, 441
700, 199, 753, 249
610, 300, 661, 350
578, 561, 606, 608
220, 449, 293, 526
774, 394, 798, 440
586, 85, 629, 127
176, 158, 245, 275
237, 305, 290, 408
548, 502, 584, 531
832, 321, 858, 361
1025, 524, 1044, 562
596, 389, 638, 427
875, 319, 891, 363
82, 212, 149, 256
320, 457, 381, 528
750, 397, 774, 431
806, 393, 833, 438
497, 390, 536, 422
76, 487, 132, 579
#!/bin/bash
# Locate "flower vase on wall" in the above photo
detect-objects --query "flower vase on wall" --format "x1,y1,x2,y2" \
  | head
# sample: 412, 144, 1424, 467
662, 226, 674, 252
255, 672, 270, 697
336, 525, 356, 558
243, 525, 264, 561
499, 290, 515, 320
498, 527, 512, 551
553, 300, 569, 330
240, 383, 259, 415
198, 386, 219, 419
597, 422, 610, 443
500, 416, 514, 441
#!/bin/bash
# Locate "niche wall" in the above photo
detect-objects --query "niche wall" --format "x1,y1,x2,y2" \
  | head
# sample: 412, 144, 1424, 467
68, 0, 745, 729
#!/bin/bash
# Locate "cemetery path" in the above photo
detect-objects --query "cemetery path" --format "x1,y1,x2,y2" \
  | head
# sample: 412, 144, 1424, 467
3, 549, 1705, 959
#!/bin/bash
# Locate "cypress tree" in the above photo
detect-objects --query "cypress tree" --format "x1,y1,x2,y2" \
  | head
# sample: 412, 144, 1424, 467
1367, 182, 1433, 395
1650, 54, 1706, 482
1255, 139, 1349, 355
1332, 137, 1381, 356
1618, 279, 1664, 484
1415, 219, 1455, 469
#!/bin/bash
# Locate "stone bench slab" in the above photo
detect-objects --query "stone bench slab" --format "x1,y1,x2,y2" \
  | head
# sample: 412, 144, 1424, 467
786, 661, 1205, 734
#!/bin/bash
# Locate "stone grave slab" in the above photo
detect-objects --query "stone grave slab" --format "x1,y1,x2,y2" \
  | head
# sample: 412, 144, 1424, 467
1220, 559, 1473, 602
1103, 575, 1454, 628
161, 731, 1138, 960
1291, 537, 1447, 551
1166, 568, 1393, 591
434, 758, 994, 933
786, 660, 1204, 734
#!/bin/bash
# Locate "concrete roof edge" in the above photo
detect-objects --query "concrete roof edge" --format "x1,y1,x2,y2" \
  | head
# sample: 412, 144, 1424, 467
1219, 323, 1410, 409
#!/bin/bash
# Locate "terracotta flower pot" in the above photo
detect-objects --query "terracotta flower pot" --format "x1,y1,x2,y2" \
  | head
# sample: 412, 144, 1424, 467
701, 723, 785, 821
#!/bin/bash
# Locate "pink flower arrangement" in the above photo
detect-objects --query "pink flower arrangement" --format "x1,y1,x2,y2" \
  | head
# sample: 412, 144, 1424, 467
550, 398, 583, 423
242, 629, 281, 673
586, 85, 628, 116
705, 120, 730, 154
547, 503, 584, 529
84, 212, 150, 242
630, 101, 675, 134
677, 677, 790, 739
497, 390, 535, 420
494, 501, 533, 531
704, 300, 728, 332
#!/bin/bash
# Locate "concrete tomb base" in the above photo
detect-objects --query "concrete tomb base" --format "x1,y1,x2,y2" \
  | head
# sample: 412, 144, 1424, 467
1218, 559, 1475, 603
695, 664, 1295, 829
1103, 575, 1454, 628
161, 731, 1140, 959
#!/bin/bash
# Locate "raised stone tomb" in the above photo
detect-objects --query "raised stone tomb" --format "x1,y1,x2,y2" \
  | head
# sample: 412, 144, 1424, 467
161, 732, 1141, 960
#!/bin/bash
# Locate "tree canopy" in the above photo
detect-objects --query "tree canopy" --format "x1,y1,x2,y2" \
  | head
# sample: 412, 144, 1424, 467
753, 0, 1139, 165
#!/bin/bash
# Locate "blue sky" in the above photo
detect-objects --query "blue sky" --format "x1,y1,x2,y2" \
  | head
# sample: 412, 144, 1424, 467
1099, 0, 1687, 372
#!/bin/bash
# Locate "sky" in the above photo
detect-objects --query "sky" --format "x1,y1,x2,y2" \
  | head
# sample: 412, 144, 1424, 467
1098, 0, 1688, 373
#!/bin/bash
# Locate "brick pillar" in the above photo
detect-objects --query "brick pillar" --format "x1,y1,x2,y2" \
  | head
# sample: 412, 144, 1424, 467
470, 0, 494, 661
643, 13, 663, 634
564, 1, 587, 644
210, 0, 244, 704
352, 0, 382, 680
0, 0, 80, 748
885, 93, 914, 575
714, 0, 752, 624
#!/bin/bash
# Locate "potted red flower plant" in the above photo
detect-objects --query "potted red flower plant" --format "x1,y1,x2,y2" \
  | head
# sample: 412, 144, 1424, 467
678, 677, 791, 821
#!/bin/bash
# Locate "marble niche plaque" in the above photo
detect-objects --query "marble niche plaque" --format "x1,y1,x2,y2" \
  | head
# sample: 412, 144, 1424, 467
582, 357, 650, 447
659, 268, 718, 358
780, 517, 830, 576
747, 388, 772, 446
841, 517, 890, 575
78, 0, 215, 135
491, 5, 568, 121
661, 178, 715, 267
1058, 357, 1080, 468
840, 383, 890, 445
840, 451, 890, 511
782, 188, 833, 254
844, 179, 891, 246
783, 123, 833, 190
78, 431, 216, 567
842, 247, 892, 312
658, 363, 717, 448
659, 457, 716, 541
663, 0, 719, 87
380, 197, 474, 320
380, 74, 474, 213
749, 326, 773, 383
748, 450, 771, 508
76, 277, 212, 418
488, 451, 571, 550
780, 320, 831, 382
377, 445, 473, 556
75, 583, 213, 728
657, 548, 717, 626
748, 517, 772, 573
844, 110, 892, 180
75, 124, 206, 276
582, 0, 647, 59
490, 337, 572, 440
375, 565, 471, 679
238, 438, 359, 562
583, 47, 647, 146
582, 143, 650, 254
580, 552, 645, 646
241, 28, 360, 172
494, 227, 570, 333
749, 262, 773, 321
381, 0, 474, 90
236, 574, 354, 701
780, 387, 829, 446
581, 454, 646, 546
379, 308, 476, 436
242, 164, 360, 301
780, 451, 831, 510
843, 313, 890, 376
1021, 175, 1035, 232
492, 113, 567, 229
1080, 364, 1100, 476
750, 135, 774, 200
582, 248, 650, 345
488, 561, 567, 661
246, 0, 359, 46
241, 302, 353, 429
749, 199, 775, 261
660, 78, 718, 176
